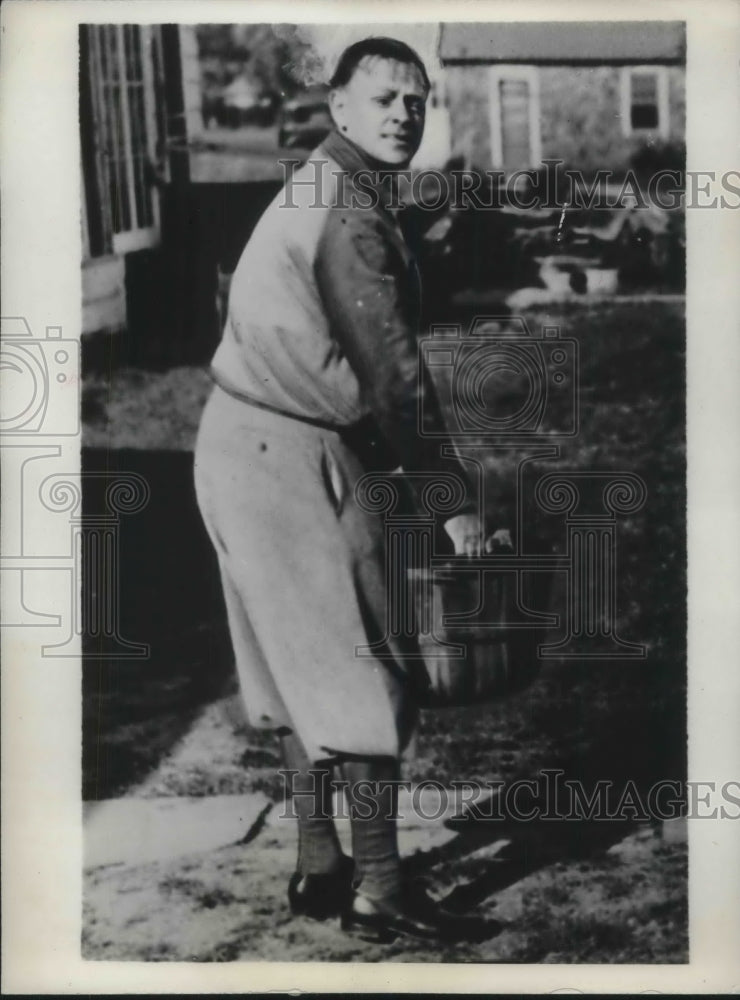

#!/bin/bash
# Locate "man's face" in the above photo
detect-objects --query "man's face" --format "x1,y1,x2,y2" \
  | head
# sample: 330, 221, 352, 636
329, 56, 427, 165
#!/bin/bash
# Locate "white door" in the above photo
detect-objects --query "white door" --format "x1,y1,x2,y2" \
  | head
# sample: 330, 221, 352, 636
489, 66, 542, 172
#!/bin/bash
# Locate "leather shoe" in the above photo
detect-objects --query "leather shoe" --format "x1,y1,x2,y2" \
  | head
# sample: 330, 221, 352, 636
341, 880, 491, 943
287, 855, 354, 921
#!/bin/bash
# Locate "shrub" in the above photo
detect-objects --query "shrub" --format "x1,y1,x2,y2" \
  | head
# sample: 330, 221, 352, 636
629, 140, 686, 178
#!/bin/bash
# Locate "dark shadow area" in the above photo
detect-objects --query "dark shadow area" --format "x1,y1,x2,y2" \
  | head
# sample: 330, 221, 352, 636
83, 182, 282, 374
404, 815, 644, 914
82, 447, 235, 800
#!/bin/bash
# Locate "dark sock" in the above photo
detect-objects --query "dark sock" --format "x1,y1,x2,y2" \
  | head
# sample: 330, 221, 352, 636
342, 756, 402, 902
279, 730, 344, 876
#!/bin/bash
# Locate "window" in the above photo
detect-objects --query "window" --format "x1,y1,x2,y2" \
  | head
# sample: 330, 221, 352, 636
80, 25, 165, 258
621, 67, 669, 139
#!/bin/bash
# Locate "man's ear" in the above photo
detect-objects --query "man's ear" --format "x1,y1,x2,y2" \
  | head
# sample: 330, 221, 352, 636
328, 87, 347, 130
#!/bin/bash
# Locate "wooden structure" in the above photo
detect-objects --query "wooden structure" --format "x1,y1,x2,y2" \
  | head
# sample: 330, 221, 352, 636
79, 24, 202, 335
439, 21, 686, 172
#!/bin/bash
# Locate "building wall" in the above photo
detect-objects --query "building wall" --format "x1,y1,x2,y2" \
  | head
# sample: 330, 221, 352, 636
82, 257, 127, 335
538, 65, 685, 170
539, 66, 621, 169
444, 65, 493, 168
81, 24, 204, 336
445, 63, 685, 171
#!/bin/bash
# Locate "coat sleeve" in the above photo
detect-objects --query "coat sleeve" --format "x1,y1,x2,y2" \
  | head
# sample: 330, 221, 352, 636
314, 206, 475, 508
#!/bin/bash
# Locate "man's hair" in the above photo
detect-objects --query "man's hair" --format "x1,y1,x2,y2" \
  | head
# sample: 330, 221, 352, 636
329, 36, 431, 92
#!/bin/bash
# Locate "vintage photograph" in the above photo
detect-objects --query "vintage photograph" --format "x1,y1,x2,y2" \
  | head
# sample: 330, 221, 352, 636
76, 19, 690, 963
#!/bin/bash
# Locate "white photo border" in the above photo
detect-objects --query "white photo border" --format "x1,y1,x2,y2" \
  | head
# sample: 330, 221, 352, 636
2, 0, 739, 992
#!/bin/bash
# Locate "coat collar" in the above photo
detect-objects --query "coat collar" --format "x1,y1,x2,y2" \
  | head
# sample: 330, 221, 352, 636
317, 129, 420, 297
319, 129, 406, 225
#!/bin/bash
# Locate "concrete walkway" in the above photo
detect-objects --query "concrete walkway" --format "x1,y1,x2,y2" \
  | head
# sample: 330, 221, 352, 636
83, 785, 479, 871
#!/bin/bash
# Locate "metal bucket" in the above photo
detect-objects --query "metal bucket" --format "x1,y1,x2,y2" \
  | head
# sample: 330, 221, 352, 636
408, 561, 552, 708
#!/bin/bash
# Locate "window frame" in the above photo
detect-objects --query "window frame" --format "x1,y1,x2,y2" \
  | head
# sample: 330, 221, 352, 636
620, 65, 670, 140
81, 24, 163, 260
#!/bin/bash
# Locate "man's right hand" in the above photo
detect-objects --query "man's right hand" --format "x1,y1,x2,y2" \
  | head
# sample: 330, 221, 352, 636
444, 517, 513, 557
485, 528, 513, 552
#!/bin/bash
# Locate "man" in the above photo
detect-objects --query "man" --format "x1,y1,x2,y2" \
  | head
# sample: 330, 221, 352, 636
194, 37, 488, 942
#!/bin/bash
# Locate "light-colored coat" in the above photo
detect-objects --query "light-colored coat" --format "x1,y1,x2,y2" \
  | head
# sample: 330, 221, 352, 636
194, 131, 464, 762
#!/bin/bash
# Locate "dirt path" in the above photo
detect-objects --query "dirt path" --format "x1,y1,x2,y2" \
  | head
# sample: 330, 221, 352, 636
83, 695, 688, 963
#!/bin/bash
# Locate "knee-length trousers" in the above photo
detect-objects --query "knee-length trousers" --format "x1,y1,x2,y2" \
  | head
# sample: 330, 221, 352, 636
193, 385, 420, 764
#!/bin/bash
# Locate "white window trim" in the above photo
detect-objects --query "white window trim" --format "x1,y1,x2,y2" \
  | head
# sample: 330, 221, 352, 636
620, 65, 670, 140
81, 151, 91, 262
488, 65, 542, 170
110, 24, 161, 254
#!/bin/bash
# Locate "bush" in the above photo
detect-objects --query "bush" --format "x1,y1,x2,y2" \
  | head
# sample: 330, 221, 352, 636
629, 140, 686, 178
